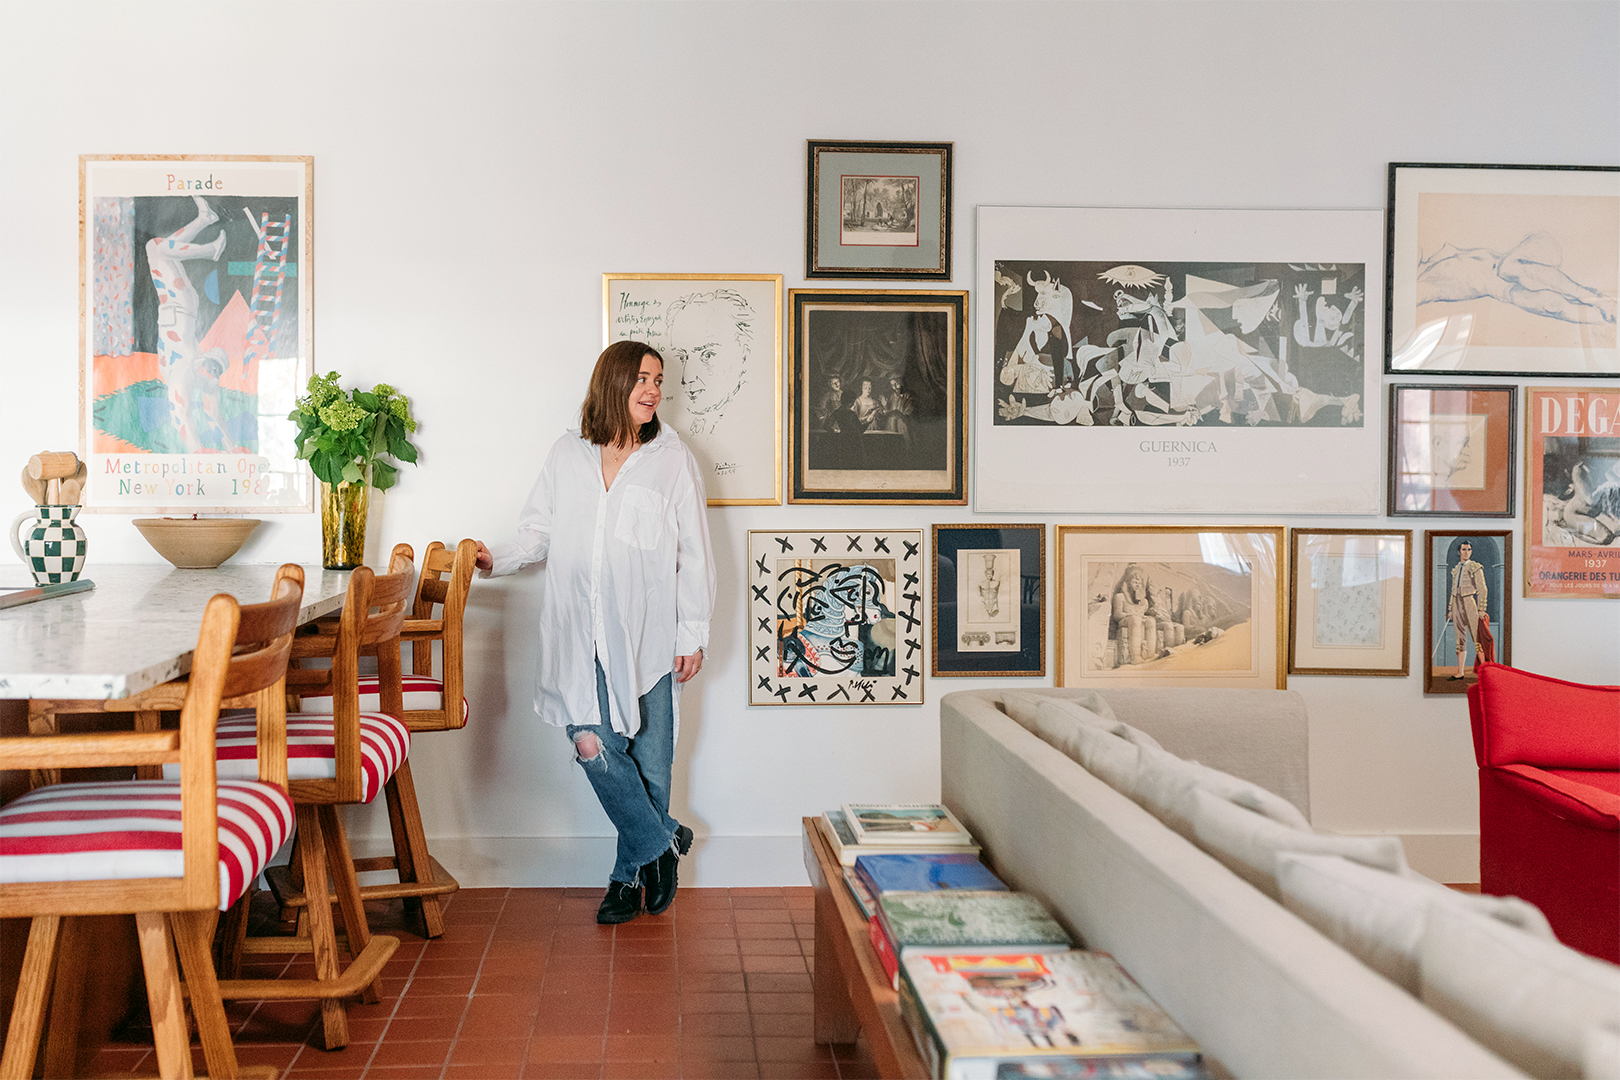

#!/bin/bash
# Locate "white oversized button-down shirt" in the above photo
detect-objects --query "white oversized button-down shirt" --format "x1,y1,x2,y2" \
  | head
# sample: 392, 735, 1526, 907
485, 426, 715, 738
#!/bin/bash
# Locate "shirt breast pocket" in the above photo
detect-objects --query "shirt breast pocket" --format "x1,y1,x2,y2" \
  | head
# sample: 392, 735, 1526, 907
615, 484, 668, 550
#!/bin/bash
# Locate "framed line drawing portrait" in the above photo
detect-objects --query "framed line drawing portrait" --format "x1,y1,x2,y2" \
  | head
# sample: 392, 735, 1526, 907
81, 155, 313, 513
603, 273, 783, 504
1388, 384, 1516, 516
1055, 526, 1285, 690
748, 529, 924, 706
932, 523, 1045, 677
788, 289, 967, 504
1424, 531, 1511, 695
1386, 163, 1620, 377
806, 141, 952, 280
976, 206, 1383, 514
1289, 529, 1411, 677
1524, 386, 1620, 598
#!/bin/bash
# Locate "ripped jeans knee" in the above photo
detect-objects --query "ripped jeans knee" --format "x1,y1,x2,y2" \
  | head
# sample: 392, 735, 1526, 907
572, 729, 606, 767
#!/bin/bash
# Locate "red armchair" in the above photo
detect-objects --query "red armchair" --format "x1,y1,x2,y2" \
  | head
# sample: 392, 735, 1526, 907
1467, 662, 1619, 963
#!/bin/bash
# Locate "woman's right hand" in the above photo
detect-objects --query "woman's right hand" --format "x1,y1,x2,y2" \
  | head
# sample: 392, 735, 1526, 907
474, 541, 493, 572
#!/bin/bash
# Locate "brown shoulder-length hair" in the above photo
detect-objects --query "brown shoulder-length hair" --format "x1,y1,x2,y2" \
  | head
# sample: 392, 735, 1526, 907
581, 340, 663, 446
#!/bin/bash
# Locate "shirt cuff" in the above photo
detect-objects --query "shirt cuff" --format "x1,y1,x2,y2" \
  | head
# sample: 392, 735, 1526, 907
675, 620, 709, 657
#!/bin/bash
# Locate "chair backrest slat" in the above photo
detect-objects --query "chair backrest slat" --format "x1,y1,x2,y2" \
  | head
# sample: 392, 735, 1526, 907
405, 539, 477, 729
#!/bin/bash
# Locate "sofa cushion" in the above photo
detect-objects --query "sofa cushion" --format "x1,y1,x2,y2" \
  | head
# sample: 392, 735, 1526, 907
1034, 705, 1144, 794
1587, 1021, 1620, 1080
1421, 902, 1620, 1079
1001, 688, 1118, 729
1133, 744, 1312, 841
1470, 662, 1620, 769
1276, 852, 1555, 994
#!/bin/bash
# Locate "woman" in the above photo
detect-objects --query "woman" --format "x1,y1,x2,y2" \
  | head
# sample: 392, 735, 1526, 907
476, 341, 715, 924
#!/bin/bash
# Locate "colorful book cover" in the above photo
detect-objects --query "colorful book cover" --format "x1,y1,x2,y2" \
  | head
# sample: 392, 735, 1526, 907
869, 912, 901, 989
855, 852, 1007, 897
824, 810, 980, 867
996, 1059, 1212, 1079
878, 891, 1072, 953
843, 866, 877, 920
844, 802, 973, 845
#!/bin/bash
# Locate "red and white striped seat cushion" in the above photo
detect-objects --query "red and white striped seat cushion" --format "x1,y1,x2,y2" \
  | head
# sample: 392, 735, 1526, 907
297, 676, 469, 724
212, 711, 410, 804
0, 779, 294, 910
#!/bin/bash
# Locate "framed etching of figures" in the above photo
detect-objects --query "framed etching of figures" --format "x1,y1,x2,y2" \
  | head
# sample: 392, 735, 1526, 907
1055, 526, 1286, 690
1425, 530, 1511, 695
80, 155, 314, 513
1388, 384, 1516, 516
976, 206, 1383, 514
932, 523, 1045, 677
1524, 386, 1620, 598
749, 528, 924, 706
805, 141, 952, 280
603, 273, 782, 505
1386, 163, 1620, 377
788, 289, 967, 504
1288, 529, 1412, 677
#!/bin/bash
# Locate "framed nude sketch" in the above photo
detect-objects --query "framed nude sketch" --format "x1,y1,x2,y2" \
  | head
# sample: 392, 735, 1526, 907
603, 273, 783, 504
1289, 529, 1412, 677
932, 523, 1045, 677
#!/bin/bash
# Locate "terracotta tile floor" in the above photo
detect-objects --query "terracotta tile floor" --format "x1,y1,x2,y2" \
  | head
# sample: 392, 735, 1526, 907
90, 886, 880, 1080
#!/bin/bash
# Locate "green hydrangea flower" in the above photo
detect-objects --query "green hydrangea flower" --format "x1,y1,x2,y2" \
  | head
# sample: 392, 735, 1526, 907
317, 398, 367, 433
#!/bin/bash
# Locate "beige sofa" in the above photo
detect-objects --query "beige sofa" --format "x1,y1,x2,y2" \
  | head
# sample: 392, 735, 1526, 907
939, 687, 1525, 1079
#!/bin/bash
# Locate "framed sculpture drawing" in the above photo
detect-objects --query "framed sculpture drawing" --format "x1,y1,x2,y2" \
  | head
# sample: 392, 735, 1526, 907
1288, 529, 1412, 677
788, 289, 968, 504
976, 206, 1383, 513
805, 140, 952, 280
603, 273, 783, 504
1054, 526, 1286, 690
1388, 384, 1516, 516
748, 528, 924, 706
1524, 386, 1620, 598
80, 155, 314, 512
931, 523, 1045, 677
1386, 163, 1620, 377
1424, 530, 1511, 695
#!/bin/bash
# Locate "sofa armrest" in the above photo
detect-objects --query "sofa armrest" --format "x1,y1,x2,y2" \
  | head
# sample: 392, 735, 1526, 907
1492, 765, 1620, 830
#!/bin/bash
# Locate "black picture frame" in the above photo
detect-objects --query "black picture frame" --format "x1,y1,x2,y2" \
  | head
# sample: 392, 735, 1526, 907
805, 140, 952, 280
932, 523, 1045, 677
1387, 384, 1518, 517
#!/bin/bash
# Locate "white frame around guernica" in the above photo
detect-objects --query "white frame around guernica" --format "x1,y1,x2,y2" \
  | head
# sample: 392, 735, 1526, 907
975, 205, 1384, 514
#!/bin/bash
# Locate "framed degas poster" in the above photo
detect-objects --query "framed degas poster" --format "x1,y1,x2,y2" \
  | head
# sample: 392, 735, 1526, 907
1055, 526, 1286, 690
932, 523, 1045, 677
1524, 386, 1620, 598
603, 273, 783, 504
1289, 529, 1412, 677
805, 141, 952, 280
81, 155, 314, 512
1388, 384, 1516, 517
788, 289, 967, 504
1425, 530, 1511, 694
1386, 163, 1620, 377
749, 528, 923, 705
976, 206, 1383, 514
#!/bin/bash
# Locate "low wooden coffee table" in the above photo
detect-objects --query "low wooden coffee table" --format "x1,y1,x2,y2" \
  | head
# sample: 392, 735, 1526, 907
801, 816, 930, 1079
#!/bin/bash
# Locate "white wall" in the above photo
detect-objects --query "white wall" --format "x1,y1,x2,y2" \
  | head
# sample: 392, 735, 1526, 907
3, 1, 1616, 886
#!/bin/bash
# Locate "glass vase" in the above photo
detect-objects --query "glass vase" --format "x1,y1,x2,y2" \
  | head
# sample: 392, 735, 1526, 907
320, 469, 371, 571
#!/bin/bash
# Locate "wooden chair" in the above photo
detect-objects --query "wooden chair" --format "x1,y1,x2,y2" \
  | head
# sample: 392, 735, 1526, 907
283, 539, 476, 937
0, 567, 305, 1080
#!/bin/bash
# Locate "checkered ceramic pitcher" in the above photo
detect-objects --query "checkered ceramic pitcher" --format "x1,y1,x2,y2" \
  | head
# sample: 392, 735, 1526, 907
10, 505, 87, 585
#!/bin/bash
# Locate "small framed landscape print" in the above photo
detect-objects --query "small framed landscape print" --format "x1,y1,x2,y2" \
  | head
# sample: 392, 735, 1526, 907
788, 289, 967, 504
1386, 163, 1620, 377
1055, 526, 1286, 690
748, 528, 924, 706
1288, 529, 1411, 677
1424, 531, 1511, 694
932, 523, 1045, 678
1388, 384, 1516, 516
1524, 386, 1620, 598
602, 273, 783, 505
806, 141, 952, 280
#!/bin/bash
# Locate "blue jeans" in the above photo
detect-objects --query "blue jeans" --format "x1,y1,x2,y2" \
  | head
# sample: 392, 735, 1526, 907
566, 659, 680, 884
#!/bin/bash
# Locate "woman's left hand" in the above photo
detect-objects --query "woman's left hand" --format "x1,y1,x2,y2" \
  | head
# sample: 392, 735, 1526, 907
673, 651, 704, 683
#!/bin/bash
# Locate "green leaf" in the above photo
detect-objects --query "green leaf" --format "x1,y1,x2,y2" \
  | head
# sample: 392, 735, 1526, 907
372, 460, 399, 490
341, 462, 364, 484
389, 432, 419, 464
352, 391, 379, 411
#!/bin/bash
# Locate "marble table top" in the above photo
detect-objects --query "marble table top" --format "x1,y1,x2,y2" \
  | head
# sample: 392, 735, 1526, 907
0, 564, 351, 700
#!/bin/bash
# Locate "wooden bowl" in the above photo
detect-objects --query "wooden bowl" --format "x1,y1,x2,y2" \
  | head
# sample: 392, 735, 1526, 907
133, 518, 262, 569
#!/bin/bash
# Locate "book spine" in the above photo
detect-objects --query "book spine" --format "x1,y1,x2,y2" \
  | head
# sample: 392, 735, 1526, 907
853, 859, 882, 902
867, 914, 899, 991
896, 959, 946, 1080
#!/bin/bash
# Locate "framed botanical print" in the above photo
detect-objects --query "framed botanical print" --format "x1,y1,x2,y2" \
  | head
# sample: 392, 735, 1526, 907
1388, 384, 1516, 516
1055, 526, 1286, 690
1288, 529, 1412, 677
748, 528, 924, 706
805, 140, 952, 280
602, 273, 783, 504
1386, 163, 1620, 377
788, 289, 968, 504
932, 523, 1045, 677
1424, 531, 1511, 694
1524, 386, 1620, 598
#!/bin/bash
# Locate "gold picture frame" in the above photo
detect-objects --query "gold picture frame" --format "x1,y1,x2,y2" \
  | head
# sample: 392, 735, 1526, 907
1288, 528, 1412, 677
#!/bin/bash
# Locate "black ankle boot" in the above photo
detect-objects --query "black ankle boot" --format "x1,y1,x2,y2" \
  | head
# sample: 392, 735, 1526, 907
642, 848, 679, 915
674, 824, 694, 856
597, 880, 642, 924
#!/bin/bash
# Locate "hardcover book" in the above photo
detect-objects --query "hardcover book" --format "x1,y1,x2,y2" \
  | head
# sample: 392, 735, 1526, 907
824, 811, 981, 867
854, 852, 1007, 897
843, 802, 974, 845
995, 1059, 1213, 1079
878, 891, 1072, 954
843, 866, 877, 920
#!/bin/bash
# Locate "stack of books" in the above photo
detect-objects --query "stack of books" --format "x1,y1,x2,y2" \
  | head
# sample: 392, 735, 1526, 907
823, 803, 982, 866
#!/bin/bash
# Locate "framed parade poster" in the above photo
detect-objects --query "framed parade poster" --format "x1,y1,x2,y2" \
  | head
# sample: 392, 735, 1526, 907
1388, 384, 1516, 516
80, 155, 313, 513
1524, 386, 1620, 598
976, 206, 1383, 514
1424, 531, 1511, 694
805, 140, 952, 280
1386, 163, 1620, 377
932, 523, 1045, 677
603, 273, 783, 504
748, 528, 924, 705
1288, 529, 1412, 677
